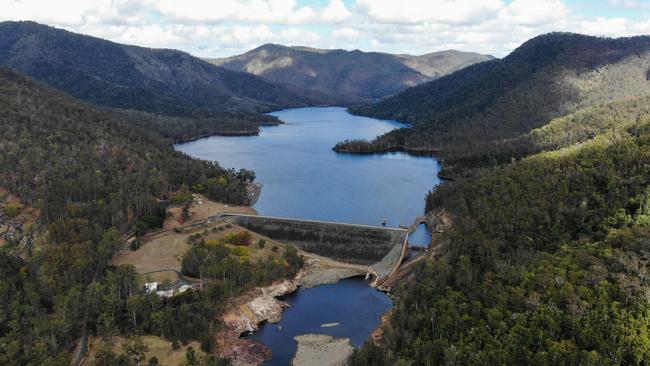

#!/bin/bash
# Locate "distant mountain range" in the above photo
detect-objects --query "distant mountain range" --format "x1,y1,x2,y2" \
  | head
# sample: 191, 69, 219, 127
0, 21, 316, 118
208, 44, 494, 103
344, 32, 650, 176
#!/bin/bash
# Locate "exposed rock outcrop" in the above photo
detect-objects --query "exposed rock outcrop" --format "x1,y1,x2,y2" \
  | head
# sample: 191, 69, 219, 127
216, 280, 298, 366
425, 209, 451, 233
292, 334, 353, 366
0, 188, 38, 251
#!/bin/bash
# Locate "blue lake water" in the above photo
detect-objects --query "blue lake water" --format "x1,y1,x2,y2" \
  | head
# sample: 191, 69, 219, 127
175, 107, 441, 364
176, 107, 440, 230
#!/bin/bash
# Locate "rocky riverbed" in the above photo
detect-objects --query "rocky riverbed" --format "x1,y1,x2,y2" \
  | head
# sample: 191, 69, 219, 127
216, 253, 371, 365
292, 334, 353, 366
216, 280, 298, 365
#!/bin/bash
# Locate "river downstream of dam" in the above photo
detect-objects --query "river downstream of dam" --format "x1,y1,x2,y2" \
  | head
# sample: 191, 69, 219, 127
175, 107, 441, 365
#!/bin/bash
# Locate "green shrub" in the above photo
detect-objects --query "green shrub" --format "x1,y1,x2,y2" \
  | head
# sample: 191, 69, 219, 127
133, 220, 148, 237
170, 192, 193, 205
224, 231, 251, 246
3, 203, 21, 218
257, 239, 266, 249
171, 340, 180, 351
130, 240, 140, 251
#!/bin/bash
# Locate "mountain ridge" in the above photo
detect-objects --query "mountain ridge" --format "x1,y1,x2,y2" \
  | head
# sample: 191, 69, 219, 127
343, 32, 650, 176
0, 21, 317, 118
208, 43, 494, 104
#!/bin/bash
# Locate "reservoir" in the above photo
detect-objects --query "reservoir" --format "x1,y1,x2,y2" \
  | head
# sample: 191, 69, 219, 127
176, 107, 440, 231
175, 107, 440, 364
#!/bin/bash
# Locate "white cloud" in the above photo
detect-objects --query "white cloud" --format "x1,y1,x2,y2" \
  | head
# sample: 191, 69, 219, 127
2, 0, 101, 26
279, 27, 320, 44
333, 27, 361, 40
608, 0, 650, 9
1, 0, 650, 58
499, 0, 567, 26
322, 0, 351, 22
154, 0, 319, 25
576, 17, 631, 37
355, 0, 503, 25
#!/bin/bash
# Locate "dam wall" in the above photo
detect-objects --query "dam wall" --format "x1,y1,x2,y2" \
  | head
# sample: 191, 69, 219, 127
220, 214, 408, 271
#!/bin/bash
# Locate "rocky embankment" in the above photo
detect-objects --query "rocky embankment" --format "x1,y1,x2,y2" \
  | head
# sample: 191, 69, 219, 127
217, 280, 297, 365
216, 253, 370, 365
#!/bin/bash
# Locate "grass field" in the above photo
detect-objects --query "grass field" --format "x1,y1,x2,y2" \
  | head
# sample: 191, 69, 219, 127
83, 335, 204, 366
112, 220, 291, 283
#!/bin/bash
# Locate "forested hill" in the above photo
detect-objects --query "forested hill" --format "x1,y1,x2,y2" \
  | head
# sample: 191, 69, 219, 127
0, 66, 250, 233
0, 21, 315, 118
345, 32, 650, 176
208, 44, 493, 104
349, 81, 650, 366
0, 67, 302, 365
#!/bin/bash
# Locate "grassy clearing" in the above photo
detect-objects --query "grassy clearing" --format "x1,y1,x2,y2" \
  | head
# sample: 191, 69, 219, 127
163, 194, 256, 230
112, 220, 290, 281
83, 335, 205, 366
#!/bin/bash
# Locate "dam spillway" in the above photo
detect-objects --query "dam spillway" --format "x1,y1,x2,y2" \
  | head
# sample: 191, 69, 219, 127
217, 213, 409, 282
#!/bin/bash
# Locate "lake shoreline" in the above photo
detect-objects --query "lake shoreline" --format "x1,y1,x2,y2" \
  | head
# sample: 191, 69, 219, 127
332, 144, 439, 157
171, 120, 284, 144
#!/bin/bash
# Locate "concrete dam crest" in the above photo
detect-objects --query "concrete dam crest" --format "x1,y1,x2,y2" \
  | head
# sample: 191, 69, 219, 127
217, 213, 409, 284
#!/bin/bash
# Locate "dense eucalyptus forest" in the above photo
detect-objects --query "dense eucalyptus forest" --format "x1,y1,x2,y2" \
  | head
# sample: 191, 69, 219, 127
347, 35, 650, 365
346, 32, 650, 178
350, 112, 650, 365
1, 17, 650, 366
0, 67, 304, 365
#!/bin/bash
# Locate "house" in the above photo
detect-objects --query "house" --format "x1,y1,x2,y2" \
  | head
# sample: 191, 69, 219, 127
178, 284, 193, 293
156, 289, 174, 297
145, 282, 158, 293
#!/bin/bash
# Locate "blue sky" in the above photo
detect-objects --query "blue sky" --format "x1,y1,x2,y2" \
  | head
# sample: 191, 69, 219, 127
2, 0, 650, 57
568, 0, 649, 20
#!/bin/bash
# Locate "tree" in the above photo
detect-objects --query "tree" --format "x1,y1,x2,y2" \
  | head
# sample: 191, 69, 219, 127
182, 204, 191, 223
185, 346, 199, 366
124, 337, 149, 366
